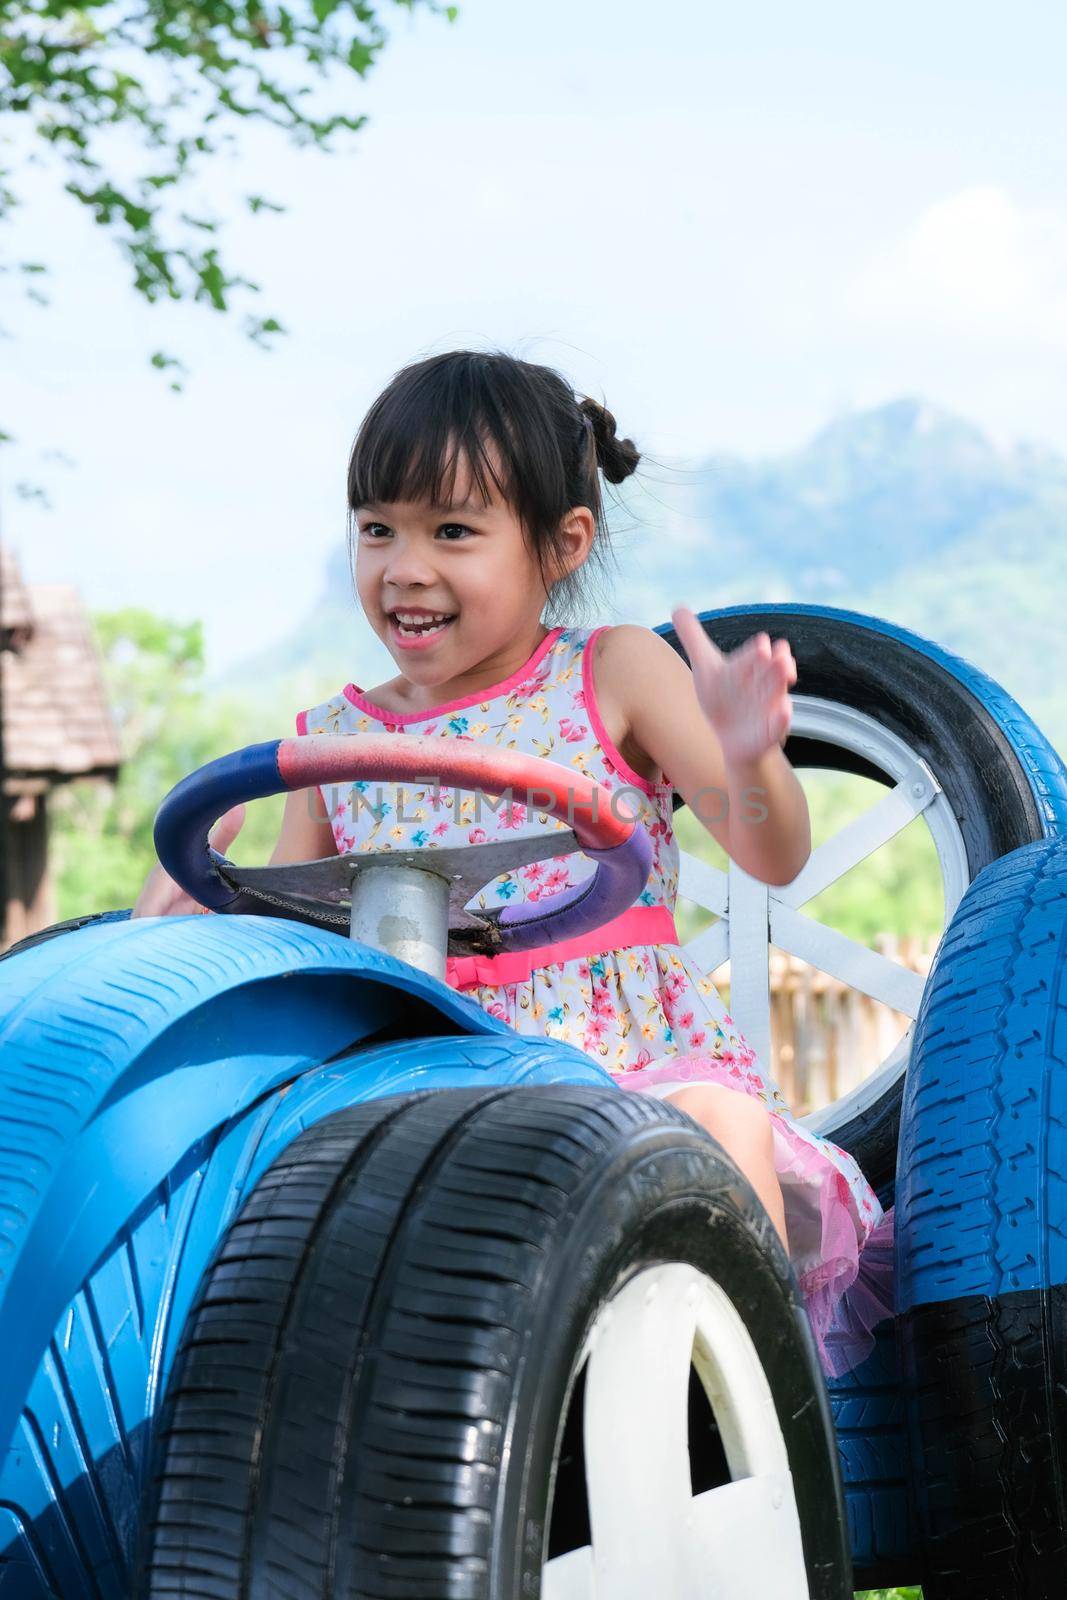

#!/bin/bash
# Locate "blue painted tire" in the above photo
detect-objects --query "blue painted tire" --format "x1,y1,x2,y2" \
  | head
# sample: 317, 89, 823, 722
897, 836, 1067, 1597
0, 916, 609, 1598
654, 603, 1067, 1195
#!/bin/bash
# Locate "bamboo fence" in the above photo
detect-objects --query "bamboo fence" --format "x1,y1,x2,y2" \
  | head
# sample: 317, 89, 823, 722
708, 933, 940, 1116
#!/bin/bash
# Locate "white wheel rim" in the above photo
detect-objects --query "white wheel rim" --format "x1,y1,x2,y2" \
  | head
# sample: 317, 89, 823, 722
541, 1263, 810, 1600
675, 695, 971, 1128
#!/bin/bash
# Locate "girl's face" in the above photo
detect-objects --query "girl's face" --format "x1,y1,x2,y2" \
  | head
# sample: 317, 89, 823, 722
354, 452, 569, 687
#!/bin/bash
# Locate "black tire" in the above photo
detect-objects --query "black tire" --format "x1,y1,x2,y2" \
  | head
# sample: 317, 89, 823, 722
896, 837, 1067, 1599
141, 1085, 851, 1599
0, 906, 132, 962
655, 603, 1067, 1193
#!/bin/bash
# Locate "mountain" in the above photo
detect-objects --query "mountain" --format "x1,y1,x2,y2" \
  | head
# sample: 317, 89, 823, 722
694, 399, 1034, 590
216, 398, 1067, 756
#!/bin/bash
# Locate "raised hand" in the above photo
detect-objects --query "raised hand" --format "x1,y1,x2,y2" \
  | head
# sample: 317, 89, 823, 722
671, 606, 797, 767
131, 803, 246, 918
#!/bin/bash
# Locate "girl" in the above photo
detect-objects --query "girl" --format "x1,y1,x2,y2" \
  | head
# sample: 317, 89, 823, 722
134, 349, 893, 1378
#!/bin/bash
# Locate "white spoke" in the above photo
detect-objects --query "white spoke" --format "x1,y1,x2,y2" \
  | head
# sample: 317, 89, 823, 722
544, 1478, 809, 1600
770, 901, 926, 1016
549, 1265, 811, 1599
673, 698, 969, 1078
683, 920, 729, 974
541, 1546, 595, 1600
582, 1271, 698, 1592
678, 851, 729, 915
688, 1475, 808, 1596
725, 865, 772, 1072
777, 771, 940, 908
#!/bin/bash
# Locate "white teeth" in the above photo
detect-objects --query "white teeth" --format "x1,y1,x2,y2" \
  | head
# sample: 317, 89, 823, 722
393, 611, 454, 637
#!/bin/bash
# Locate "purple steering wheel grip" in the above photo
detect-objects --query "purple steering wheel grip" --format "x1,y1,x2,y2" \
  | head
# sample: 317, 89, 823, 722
495, 822, 654, 951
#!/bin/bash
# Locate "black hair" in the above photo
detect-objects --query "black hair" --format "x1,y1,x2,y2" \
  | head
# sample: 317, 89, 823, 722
346, 349, 640, 624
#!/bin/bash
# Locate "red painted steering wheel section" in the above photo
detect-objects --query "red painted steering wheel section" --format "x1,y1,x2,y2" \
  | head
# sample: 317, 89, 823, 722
276, 734, 638, 850
154, 735, 654, 957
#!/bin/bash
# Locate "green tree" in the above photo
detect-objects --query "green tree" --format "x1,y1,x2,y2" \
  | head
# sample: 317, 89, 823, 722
0, 0, 454, 394
48, 606, 288, 913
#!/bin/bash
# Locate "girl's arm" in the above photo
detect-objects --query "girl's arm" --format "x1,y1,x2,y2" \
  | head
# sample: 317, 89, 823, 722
269, 785, 337, 866
593, 623, 811, 888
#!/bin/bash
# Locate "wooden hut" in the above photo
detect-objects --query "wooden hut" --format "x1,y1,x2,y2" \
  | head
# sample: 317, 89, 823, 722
1, 547, 121, 947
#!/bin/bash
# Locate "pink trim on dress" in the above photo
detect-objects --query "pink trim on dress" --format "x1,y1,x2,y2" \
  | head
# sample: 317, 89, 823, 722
446, 904, 678, 990
582, 626, 669, 797
343, 627, 564, 724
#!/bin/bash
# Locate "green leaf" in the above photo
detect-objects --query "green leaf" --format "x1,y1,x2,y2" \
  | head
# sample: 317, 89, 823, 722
347, 38, 374, 71
245, 311, 286, 345
3, 0, 457, 379
149, 349, 189, 380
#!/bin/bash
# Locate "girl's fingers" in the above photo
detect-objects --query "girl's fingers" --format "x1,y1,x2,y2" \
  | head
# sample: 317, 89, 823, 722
766, 655, 794, 689
209, 802, 246, 856
672, 613, 796, 747
674, 616, 795, 691
771, 638, 797, 684
672, 606, 723, 670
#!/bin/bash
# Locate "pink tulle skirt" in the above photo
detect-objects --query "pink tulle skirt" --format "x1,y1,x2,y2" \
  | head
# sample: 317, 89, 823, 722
614, 1056, 896, 1379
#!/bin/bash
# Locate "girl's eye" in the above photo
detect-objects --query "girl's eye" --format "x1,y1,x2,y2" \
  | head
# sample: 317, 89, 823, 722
359, 522, 473, 540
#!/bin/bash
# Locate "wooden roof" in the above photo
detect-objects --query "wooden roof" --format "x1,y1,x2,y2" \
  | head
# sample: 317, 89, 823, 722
1, 553, 121, 788
1, 545, 34, 649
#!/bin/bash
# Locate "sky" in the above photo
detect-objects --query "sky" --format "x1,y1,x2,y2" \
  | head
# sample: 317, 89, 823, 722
6, 0, 1067, 673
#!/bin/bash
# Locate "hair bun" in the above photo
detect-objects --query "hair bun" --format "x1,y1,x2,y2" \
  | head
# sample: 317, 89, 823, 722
578, 397, 640, 485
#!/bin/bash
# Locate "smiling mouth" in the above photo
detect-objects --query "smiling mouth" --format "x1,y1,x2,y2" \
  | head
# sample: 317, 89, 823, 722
389, 612, 456, 639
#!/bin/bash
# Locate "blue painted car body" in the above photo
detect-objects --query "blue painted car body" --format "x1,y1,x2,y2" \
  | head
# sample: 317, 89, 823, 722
0, 916, 614, 1596
4, 600, 1067, 1595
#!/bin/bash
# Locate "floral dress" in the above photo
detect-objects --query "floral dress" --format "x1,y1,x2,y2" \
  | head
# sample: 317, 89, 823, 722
298, 623, 894, 1376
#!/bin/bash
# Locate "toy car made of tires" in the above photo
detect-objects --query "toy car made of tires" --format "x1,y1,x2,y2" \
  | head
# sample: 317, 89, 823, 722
2, 602, 1066, 1600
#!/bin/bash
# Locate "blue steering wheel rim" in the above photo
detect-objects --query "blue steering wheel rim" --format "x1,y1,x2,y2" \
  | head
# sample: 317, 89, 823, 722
153, 738, 654, 956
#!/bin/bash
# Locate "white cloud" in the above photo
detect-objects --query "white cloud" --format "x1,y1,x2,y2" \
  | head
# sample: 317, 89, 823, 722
848, 186, 1067, 346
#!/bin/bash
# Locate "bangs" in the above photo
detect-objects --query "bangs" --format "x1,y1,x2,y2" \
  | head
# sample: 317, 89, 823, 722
349, 410, 510, 515
347, 352, 570, 534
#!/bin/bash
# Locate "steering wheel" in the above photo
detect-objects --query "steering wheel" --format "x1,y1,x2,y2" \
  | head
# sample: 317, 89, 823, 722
153, 733, 653, 960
